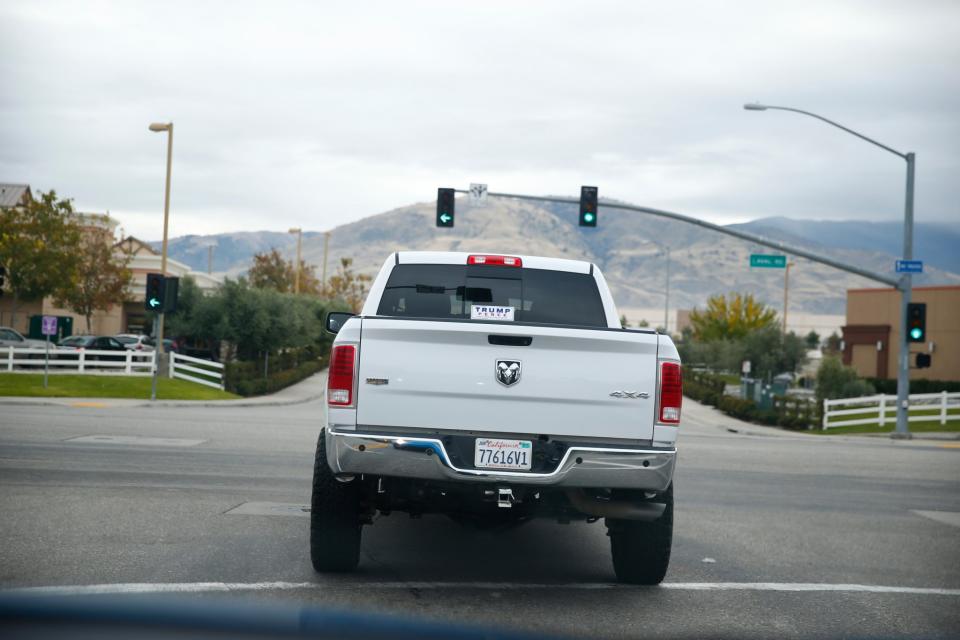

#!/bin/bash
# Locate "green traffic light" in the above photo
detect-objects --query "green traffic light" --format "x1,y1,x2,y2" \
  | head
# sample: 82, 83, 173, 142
584, 212, 595, 223
910, 327, 923, 340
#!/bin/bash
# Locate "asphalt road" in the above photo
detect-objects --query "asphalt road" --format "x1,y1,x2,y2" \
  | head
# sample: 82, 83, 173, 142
1, 396, 958, 639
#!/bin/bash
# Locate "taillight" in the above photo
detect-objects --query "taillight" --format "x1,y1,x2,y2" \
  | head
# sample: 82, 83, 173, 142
467, 254, 522, 267
659, 362, 682, 424
328, 345, 356, 406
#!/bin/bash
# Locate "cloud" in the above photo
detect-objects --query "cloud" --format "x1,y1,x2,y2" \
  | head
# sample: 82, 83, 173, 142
1, 0, 957, 240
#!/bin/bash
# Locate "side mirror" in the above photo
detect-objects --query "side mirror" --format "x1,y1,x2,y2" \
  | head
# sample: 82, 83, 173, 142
325, 311, 355, 335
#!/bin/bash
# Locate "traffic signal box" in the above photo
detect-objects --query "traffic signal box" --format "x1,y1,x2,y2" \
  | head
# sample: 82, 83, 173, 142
163, 277, 179, 313
145, 273, 165, 312
144, 274, 179, 313
436, 188, 455, 228
579, 186, 598, 227
906, 302, 926, 343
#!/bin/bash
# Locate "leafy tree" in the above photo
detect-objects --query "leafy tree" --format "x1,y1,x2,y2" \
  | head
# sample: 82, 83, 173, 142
689, 292, 778, 341
0, 190, 81, 327
53, 221, 133, 332
326, 257, 372, 312
740, 327, 808, 380
619, 314, 630, 328
248, 248, 322, 294
248, 249, 294, 292
823, 332, 842, 355
804, 330, 821, 350
638, 319, 650, 328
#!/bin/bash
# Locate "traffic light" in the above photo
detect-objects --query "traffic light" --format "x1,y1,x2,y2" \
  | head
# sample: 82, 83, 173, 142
906, 302, 926, 343
579, 186, 598, 227
915, 353, 931, 369
436, 188, 455, 227
145, 273, 165, 312
163, 277, 179, 313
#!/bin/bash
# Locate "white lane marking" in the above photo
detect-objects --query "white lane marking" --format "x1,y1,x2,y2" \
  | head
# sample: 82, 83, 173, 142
5, 582, 960, 597
224, 502, 310, 517
912, 510, 960, 528
65, 435, 205, 447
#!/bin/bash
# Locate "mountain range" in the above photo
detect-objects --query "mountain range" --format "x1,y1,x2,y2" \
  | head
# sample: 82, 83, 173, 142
154, 200, 960, 316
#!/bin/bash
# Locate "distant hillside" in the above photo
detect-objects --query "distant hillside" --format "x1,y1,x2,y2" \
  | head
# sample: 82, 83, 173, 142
151, 231, 323, 275
154, 202, 960, 315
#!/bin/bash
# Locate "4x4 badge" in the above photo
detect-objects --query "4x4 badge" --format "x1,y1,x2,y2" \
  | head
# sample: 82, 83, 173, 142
495, 360, 521, 387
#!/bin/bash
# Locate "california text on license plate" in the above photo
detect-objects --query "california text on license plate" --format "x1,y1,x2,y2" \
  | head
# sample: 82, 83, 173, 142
474, 438, 533, 470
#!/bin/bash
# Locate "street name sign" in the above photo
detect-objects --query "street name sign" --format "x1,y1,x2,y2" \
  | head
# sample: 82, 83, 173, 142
41, 316, 57, 336
750, 254, 787, 268
895, 260, 923, 274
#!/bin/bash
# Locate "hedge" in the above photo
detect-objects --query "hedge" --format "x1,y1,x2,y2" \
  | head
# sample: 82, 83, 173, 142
226, 356, 326, 397
866, 378, 960, 395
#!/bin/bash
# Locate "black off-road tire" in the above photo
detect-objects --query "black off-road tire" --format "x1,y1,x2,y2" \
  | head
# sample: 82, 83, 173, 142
607, 483, 673, 585
309, 431, 361, 572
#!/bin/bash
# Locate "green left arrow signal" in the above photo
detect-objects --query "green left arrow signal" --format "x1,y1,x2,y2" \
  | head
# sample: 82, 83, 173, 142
148, 298, 161, 309
439, 213, 452, 224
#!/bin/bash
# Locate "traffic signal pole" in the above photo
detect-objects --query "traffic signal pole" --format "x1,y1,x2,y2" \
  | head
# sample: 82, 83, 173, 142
454, 187, 911, 433
893, 153, 916, 438
150, 122, 173, 402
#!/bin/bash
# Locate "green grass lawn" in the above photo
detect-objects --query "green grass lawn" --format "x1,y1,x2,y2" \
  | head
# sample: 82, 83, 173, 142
819, 407, 960, 435
0, 374, 239, 401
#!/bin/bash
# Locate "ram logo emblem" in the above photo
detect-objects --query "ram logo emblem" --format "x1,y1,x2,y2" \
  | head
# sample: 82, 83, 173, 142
495, 360, 522, 387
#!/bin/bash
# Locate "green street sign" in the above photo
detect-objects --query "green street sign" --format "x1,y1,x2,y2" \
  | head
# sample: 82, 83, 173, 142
750, 254, 787, 268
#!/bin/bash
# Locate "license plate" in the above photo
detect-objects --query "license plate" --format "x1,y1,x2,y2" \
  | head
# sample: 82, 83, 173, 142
474, 438, 532, 470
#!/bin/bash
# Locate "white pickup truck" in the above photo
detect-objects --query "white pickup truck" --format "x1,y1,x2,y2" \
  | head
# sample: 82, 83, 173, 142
312, 251, 682, 584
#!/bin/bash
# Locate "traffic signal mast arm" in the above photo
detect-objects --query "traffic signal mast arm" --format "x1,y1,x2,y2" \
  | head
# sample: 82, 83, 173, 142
451, 188, 900, 289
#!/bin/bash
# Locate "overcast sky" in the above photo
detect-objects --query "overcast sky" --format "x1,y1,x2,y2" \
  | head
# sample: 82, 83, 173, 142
1, 1, 957, 240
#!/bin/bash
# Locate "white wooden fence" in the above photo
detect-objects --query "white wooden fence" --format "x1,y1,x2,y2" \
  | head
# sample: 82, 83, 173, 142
822, 391, 960, 430
169, 352, 225, 390
3, 346, 224, 390
3, 346, 155, 375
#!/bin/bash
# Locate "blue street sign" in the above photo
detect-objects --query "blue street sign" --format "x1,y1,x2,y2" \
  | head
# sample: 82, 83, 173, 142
895, 260, 923, 274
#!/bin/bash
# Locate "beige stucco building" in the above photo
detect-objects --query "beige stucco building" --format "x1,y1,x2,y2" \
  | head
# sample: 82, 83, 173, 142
841, 285, 960, 381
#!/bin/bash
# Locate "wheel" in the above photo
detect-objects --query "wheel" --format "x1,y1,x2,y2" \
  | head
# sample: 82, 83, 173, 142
607, 483, 673, 585
310, 430, 361, 572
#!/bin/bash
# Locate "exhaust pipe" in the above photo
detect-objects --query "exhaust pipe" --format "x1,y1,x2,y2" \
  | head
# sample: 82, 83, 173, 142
565, 489, 666, 521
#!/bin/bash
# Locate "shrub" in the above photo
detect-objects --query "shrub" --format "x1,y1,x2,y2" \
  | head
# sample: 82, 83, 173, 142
866, 378, 960, 395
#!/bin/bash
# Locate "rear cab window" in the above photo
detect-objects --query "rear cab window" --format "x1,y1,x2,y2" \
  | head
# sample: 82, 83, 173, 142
376, 264, 608, 328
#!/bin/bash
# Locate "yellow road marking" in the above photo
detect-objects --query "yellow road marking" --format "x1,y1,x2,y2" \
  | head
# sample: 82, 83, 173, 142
937, 443, 960, 449
70, 402, 109, 408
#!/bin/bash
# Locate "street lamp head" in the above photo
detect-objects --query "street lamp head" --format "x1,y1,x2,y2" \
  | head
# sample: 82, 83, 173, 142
743, 103, 768, 111
149, 122, 171, 132
288, 227, 301, 234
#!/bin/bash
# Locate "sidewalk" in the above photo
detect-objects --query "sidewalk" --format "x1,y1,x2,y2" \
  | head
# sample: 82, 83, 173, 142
0, 370, 327, 409
684, 398, 959, 443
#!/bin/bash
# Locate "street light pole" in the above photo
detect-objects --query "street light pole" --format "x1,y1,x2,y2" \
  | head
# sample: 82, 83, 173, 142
321, 231, 331, 296
148, 121, 173, 402
744, 103, 914, 438
783, 261, 793, 334
288, 227, 302, 294
664, 246, 671, 333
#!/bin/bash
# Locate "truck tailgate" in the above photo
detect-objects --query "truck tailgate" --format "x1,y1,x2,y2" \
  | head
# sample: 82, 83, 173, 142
355, 318, 659, 440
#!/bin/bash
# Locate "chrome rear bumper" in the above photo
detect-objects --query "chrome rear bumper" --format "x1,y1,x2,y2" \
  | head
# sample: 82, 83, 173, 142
325, 430, 675, 490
